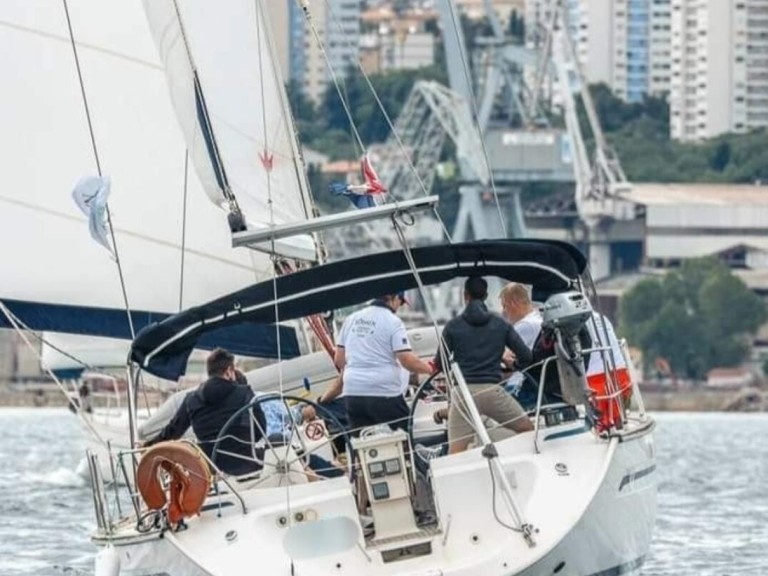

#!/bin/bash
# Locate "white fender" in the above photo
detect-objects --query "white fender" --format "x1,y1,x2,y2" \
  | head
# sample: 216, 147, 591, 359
94, 544, 120, 576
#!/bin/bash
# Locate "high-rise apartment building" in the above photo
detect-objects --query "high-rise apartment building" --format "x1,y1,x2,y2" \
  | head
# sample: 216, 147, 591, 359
358, 6, 436, 74
455, 0, 526, 26
286, 0, 361, 105
617, 0, 673, 102
670, 0, 768, 142
525, 0, 671, 103
646, 0, 674, 98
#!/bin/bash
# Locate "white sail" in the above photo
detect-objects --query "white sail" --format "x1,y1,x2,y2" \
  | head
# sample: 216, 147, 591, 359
0, 0, 293, 349
40, 332, 209, 381
40, 333, 128, 373
142, 0, 317, 261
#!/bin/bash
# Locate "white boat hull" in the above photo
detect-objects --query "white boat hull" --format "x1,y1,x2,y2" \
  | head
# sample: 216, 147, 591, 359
93, 415, 656, 576
517, 422, 656, 576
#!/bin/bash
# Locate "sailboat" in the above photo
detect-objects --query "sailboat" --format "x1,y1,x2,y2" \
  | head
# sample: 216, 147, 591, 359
92, 240, 657, 576
1, 1, 656, 575
100, 3, 654, 576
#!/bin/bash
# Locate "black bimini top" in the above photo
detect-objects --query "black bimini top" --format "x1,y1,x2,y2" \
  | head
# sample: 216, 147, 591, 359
131, 239, 587, 379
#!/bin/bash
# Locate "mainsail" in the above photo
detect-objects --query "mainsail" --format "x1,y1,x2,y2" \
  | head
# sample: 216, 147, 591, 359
0, 0, 299, 358
142, 0, 317, 262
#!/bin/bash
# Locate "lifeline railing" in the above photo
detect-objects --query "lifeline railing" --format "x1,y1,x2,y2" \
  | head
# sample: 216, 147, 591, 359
530, 343, 647, 453
86, 449, 113, 536
85, 443, 249, 539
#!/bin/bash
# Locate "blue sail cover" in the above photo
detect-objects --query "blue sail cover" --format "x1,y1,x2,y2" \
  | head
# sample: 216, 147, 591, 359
130, 240, 587, 379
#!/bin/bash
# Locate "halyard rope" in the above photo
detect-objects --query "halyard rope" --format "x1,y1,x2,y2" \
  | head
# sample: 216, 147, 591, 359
0, 299, 108, 446
253, 0, 293, 523
62, 0, 136, 339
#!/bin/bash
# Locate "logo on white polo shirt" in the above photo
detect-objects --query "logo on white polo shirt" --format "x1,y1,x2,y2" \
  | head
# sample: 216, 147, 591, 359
352, 318, 376, 337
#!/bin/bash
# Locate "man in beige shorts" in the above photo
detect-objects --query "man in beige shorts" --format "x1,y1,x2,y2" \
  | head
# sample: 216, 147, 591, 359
432, 277, 534, 454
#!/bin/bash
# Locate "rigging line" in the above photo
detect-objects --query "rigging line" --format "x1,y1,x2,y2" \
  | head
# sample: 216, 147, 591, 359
270, 252, 292, 514
179, 151, 190, 312
390, 216, 452, 386
0, 302, 160, 418
296, 0, 365, 154
0, 302, 157, 423
255, 0, 273, 231
255, 0, 292, 519
0, 307, 94, 372
61, 0, 136, 339
0, 300, 109, 446
445, 0, 507, 237
255, 0, 275, 244
390, 216, 485, 437
322, 1, 454, 244
262, 6, 317, 231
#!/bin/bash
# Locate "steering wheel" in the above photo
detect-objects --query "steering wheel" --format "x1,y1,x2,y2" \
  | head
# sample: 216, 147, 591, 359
211, 394, 354, 482
407, 371, 449, 471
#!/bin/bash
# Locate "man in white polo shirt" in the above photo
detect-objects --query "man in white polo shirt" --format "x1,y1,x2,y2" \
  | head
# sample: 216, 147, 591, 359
500, 282, 543, 406
321, 292, 432, 434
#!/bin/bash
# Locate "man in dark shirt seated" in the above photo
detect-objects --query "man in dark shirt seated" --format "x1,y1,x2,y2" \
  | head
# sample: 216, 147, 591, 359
433, 277, 534, 454
144, 348, 266, 476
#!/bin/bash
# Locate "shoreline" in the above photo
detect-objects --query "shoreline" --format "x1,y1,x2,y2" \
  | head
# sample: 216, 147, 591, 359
640, 387, 767, 412
1, 383, 765, 412
0, 384, 165, 409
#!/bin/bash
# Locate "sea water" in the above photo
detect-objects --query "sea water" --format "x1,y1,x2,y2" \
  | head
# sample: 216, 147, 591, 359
0, 408, 766, 575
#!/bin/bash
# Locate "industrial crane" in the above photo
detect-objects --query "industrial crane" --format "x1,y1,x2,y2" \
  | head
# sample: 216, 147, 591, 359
544, 0, 636, 279
327, 0, 635, 289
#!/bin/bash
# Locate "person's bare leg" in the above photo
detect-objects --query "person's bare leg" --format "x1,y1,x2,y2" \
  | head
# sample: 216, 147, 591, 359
447, 400, 474, 454
513, 418, 534, 433
477, 385, 534, 435
448, 438, 472, 454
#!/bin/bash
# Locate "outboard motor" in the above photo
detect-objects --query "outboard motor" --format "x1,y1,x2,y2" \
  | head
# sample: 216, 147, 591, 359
541, 292, 593, 407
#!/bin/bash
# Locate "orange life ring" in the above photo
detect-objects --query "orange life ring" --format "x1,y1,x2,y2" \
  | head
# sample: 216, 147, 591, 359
137, 441, 212, 524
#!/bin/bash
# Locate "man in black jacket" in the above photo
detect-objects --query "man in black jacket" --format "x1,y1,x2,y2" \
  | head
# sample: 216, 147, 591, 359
144, 348, 266, 475
433, 277, 534, 453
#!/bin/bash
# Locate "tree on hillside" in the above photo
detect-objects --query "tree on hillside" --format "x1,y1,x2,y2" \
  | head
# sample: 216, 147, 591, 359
710, 141, 732, 172
572, 83, 768, 185
619, 258, 767, 380
286, 80, 317, 124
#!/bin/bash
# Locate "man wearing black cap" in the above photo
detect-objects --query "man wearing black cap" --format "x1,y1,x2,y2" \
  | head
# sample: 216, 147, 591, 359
433, 277, 534, 453
320, 292, 432, 434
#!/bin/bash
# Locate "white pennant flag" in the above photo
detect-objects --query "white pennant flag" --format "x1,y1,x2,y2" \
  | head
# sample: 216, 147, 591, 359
72, 176, 115, 257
